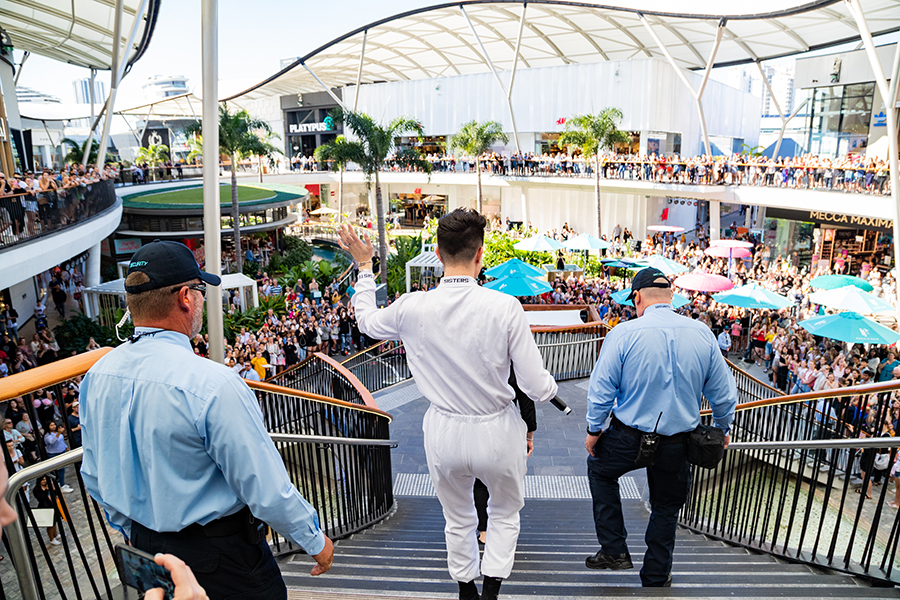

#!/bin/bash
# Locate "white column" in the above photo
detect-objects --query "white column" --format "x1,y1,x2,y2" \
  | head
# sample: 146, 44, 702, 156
202, 0, 224, 363
461, 4, 525, 153
85, 242, 102, 288
96, 0, 125, 172
641, 16, 725, 157
845, 0, 900, 324
709, 200, 721, 241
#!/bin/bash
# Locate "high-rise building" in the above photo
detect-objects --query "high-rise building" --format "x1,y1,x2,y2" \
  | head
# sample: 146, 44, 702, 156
72, 77, 106, 104
760, 64, 796, 117
141, 74, 189, 100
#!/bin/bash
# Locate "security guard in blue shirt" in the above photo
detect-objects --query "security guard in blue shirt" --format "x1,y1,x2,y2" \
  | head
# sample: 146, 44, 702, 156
80, 241, 334, 599
583, 267, 736, 587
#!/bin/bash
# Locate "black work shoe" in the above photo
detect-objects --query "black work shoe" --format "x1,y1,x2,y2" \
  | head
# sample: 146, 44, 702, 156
585, 550, 633, 570
459, 580, 480, 600
642, 574, 673, 587
481, 576, 502, 600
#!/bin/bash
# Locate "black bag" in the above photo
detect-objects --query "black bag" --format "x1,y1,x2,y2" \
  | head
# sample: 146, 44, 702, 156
687, 424, 726, 469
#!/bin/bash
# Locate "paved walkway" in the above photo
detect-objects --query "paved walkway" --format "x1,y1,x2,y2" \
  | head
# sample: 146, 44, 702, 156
379, 377, 649, 500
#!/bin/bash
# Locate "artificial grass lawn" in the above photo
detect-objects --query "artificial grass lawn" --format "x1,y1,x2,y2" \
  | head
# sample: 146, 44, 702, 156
130, 184, 274, 205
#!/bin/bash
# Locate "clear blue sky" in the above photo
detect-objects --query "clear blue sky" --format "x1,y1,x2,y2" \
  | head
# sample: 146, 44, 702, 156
15, 0, 426, 105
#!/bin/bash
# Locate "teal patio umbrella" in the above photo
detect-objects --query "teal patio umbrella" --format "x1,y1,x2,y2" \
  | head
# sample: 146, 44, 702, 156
611, 288, 691, 308
713, 283, 793, 310
485, 258, 546, 279
484, 273, 553, 297
809, 274, 874, 292
514, 235, 565, 252
798, 311, 900, 345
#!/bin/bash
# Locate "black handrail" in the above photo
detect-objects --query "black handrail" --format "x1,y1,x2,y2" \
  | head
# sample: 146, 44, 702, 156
1, 351, 394, 598
0, 180, 118, 250
681, 382, 900, 584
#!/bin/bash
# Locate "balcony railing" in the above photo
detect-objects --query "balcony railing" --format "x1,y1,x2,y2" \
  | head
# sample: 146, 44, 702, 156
0, 179, 118, 251
340, 321, 611, 393
1, 349, 393, 600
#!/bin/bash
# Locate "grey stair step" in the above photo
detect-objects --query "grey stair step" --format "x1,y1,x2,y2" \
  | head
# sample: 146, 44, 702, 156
338, 539, 729, 551
282, 576, 897, 598
291, 563, 849, 583
283, 497, 900, 598
294, 555, 810, 572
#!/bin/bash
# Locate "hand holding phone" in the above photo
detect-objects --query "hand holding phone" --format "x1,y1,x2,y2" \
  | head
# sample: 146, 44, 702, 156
116, 544, 175, 599
146, 554, 208, 600
116, 544, 207, 600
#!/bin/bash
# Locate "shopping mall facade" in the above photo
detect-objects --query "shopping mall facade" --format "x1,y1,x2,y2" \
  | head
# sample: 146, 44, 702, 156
1, 0, 898, 337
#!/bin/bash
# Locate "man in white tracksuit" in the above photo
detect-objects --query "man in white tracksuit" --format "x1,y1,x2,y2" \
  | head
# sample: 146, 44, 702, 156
339, 210, 558, 600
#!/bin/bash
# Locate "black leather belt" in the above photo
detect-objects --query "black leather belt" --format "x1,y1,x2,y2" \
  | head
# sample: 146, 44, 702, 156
611, 415, 689, 445
181, 506, 250, 538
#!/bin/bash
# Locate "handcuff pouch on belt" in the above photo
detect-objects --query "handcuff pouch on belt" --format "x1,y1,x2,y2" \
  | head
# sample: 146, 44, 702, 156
634, 413, 663, 468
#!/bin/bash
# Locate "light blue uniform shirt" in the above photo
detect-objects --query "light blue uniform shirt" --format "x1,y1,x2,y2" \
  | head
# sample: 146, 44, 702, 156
587, 304, 737, 436
80, 328, 325, 555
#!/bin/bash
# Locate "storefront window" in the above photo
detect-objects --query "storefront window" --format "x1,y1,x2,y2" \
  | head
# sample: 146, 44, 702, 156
804, 83, 875, 157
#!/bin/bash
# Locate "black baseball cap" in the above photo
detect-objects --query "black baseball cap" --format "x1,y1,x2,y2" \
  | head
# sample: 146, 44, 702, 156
627, 267, 671, 301
125, 240, 221, 293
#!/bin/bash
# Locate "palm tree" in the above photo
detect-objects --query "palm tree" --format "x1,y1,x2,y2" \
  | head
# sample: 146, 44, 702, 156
558, 108, 630, 236
247, 130, 282, 183
185, 105, 274, 271
449, 121, 508, 213
314, 135, 364, 223
186, 134, 202, 164
134, 144, 170, 181
331, 108, 432, 284
60, 137, 112, 166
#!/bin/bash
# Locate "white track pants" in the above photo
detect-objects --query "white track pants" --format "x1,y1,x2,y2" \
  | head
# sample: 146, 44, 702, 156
423, 403, 527, 582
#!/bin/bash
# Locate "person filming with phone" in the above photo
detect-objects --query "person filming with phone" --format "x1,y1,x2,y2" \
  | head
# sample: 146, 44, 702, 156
80, 241, 333, 599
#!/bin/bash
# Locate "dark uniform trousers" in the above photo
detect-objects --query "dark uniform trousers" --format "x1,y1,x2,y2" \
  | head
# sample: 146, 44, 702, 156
131, 520, 287, 600
586, 423, 691, 587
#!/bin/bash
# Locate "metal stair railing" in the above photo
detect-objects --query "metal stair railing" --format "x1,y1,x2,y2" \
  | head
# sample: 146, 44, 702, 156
0, 349, 394, 600
681, 380, 900, 585
340, 320, 612, 390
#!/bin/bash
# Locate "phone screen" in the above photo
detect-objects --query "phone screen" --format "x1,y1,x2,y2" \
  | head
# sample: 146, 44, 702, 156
115, 544, 175, 599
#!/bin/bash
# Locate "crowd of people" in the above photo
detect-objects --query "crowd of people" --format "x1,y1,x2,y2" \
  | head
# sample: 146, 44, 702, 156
300, 150, 892, 196
0, 163, 119, 246
507, 220, 900, 505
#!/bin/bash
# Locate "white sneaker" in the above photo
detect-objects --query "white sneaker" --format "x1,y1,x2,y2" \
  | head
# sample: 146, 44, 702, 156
50, 538, 62, 546
61, 485, 74, 493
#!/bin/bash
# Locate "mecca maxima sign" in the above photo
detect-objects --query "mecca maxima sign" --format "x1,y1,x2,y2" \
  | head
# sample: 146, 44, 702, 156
766, 207, 893, 233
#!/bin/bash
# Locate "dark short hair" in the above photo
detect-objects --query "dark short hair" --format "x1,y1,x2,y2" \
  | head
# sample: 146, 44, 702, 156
437, 208, 486, 265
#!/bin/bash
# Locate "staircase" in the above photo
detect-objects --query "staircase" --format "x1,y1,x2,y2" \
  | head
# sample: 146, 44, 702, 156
279, 496, 900, 599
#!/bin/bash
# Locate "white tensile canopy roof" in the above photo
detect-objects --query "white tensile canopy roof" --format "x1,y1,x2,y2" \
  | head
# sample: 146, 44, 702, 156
225, 0, 900, 102
3, 0, 162, 70
17, 92, 256, 122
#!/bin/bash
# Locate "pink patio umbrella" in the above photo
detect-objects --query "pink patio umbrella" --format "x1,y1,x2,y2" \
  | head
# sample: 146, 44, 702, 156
707, 239, 753, 279
704, 246, 752, 259
674, 273, 735, 292
710, 239, 753, 249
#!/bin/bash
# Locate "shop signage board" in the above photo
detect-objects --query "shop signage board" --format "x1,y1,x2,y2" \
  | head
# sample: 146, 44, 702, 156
766, 207, 893, 233
114, 238, 143, 255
